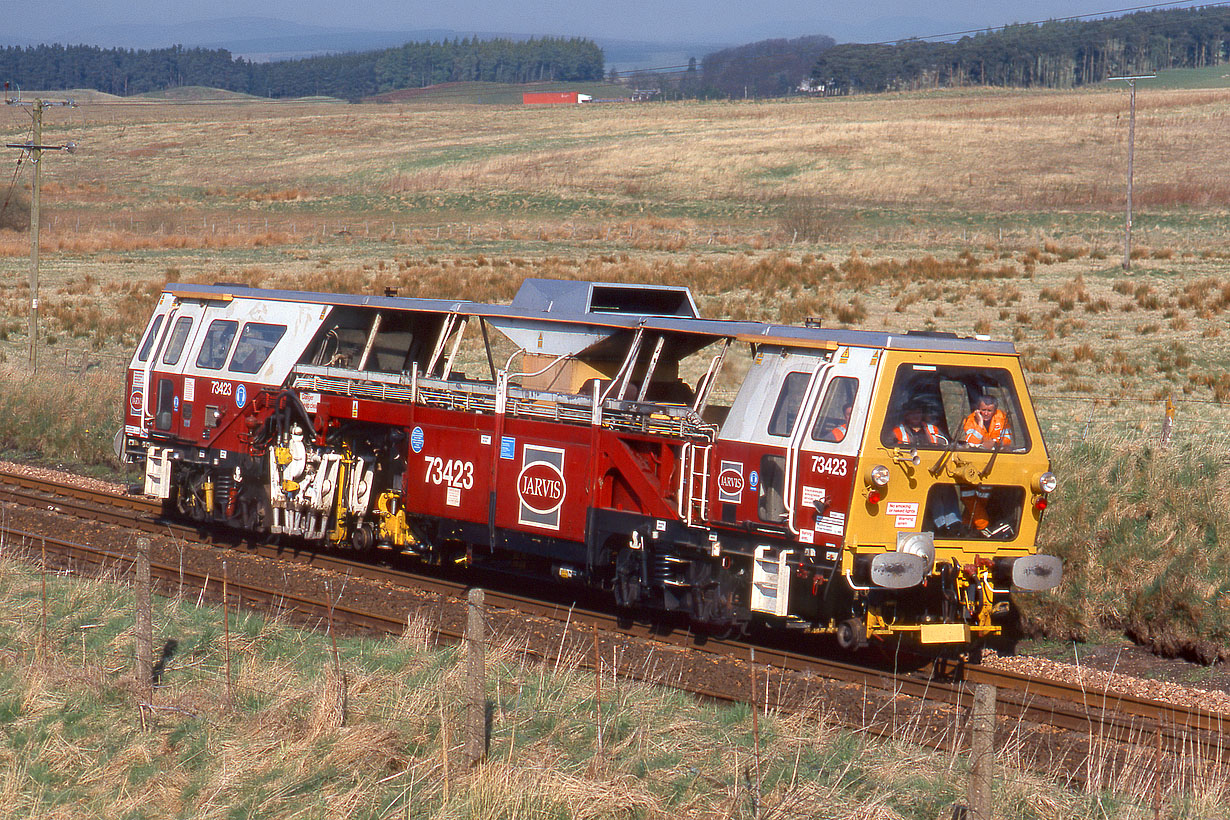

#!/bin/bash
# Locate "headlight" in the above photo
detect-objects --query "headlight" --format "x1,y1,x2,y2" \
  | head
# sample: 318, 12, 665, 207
1034, 471, 1057, 493
869, 464, 890, 488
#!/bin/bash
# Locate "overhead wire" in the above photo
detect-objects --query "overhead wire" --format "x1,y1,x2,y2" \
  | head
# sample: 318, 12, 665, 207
0, 111, 32, 225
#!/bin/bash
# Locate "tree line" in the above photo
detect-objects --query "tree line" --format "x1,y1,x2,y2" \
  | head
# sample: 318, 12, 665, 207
701, 35, 836, 98
616, 35, 835, 101
812, 6, 1230, 94
0, 37, 604, 100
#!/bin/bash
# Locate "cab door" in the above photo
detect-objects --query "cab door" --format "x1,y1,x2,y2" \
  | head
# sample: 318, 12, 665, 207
126, 292, 175, 437
793, 346, 879, 556
145, 299, 209, 438
711, 347, 830, 535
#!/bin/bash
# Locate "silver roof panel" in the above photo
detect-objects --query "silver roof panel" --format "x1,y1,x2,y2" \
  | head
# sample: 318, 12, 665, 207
166, 282, 1016, 356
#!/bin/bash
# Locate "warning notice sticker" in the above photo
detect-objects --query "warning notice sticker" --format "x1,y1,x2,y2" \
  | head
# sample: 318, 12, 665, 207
886, 501, 919, 528
815, 511, 846, 536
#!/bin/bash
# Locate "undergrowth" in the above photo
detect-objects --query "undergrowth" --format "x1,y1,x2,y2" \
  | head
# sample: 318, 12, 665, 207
1022, 436, 1230, 663
0, 551, 1201, 818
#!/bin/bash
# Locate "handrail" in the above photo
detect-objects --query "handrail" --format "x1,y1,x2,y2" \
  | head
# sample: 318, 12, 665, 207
290, 364, 718, 442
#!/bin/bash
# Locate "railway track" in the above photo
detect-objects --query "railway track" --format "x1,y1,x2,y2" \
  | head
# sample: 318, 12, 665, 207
2, 467, 1226, 776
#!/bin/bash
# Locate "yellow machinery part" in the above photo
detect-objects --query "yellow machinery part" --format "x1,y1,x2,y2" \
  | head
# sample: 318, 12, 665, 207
974, 566, 996, 628
330, 456, 350, 544
862, 565, 1003, 644
919, 623, 972, 644
274, 446, 292, 467
375, 491, 417, 548
203, 480, 214, 515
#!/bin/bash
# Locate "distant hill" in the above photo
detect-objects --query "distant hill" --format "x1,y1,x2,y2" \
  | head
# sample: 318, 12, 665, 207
3, 17, 727, 73
702, 35, 836, 98
3, 88, 122, 102
135, 86, 263, 101
0, 37, 604, 101
813, 5, 1230, 93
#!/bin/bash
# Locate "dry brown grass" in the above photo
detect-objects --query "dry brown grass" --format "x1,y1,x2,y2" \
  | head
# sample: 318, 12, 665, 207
1, 87, 1226, 234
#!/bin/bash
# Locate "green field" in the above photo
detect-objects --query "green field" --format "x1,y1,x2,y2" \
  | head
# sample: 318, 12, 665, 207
1140, 64, 1230, 89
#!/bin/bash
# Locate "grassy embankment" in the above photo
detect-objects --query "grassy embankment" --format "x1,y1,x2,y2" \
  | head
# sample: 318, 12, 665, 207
1026, 437, 1230, 663
0, 553, 1212, 819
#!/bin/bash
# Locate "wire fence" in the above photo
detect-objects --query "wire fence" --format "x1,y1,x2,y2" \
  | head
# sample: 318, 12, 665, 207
4, 527, 1230, 814
1035, 392, 1230, 451
18, 210, 1230, 253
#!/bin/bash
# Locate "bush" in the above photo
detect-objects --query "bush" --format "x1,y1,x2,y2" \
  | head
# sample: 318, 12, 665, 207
0, 189, 30, 232
777, 197, 850, 243
0, 366, 122, 469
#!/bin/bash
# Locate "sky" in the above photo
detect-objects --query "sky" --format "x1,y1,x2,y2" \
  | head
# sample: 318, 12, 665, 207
0, 0, 1212, 48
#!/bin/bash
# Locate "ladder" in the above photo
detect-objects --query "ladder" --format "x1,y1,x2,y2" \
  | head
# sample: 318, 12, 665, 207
677, 443, 712, 527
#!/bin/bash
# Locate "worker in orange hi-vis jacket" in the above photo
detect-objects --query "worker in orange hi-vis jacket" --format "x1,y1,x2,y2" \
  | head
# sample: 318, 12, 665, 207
892, 399, 961, 532
891, 399, 949, 446
959, 394, 1013, 534
825, 403, 854, 442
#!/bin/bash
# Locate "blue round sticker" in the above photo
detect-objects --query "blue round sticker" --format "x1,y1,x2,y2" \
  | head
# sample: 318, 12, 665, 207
749, 470, 759, 490
410, 426, 424, 453
173, 395, 180, 410
235, 383, 247, 409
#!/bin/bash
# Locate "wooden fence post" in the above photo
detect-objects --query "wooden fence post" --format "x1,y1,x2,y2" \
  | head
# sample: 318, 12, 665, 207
39, 537, 47, 660
465, 587, 486, 767
592, 623, 603, 763
135, 537, 153, 703
222, 561, 232, 705
968, 684, 997, 820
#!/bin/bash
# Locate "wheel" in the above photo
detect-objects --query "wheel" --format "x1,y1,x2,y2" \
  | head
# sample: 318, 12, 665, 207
836, 618, 865, 651
351, 524, 375, 551
613, 547, 643, 608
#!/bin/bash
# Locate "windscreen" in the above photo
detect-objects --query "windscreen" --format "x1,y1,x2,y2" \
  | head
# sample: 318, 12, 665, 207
879, 363, 1030, 453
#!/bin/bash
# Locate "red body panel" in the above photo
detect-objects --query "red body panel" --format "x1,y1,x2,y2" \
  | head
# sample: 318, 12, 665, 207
316, 393, 692, 542
707, 441, 858, 551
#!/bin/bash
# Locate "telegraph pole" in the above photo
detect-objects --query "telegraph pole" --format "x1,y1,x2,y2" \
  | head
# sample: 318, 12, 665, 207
29, 99, 43, 369
1108, 74, 1154, 272
5, 88, 76, 371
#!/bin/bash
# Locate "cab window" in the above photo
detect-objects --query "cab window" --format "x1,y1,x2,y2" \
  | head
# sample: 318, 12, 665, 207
160, 317, 194, 366
229, 323, 287, 374
811, 377, 858, 442
757, 455, 787, 523
923, 484, 1025, 541
879, 363, 1030, 452
766, 371, 810, 437
137, 314, 165, 362
196, 320, 239, 370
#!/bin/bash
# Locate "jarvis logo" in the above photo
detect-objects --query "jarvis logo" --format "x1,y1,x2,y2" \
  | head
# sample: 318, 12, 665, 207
717, 460, 744, 503
518, 444, 566, 529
